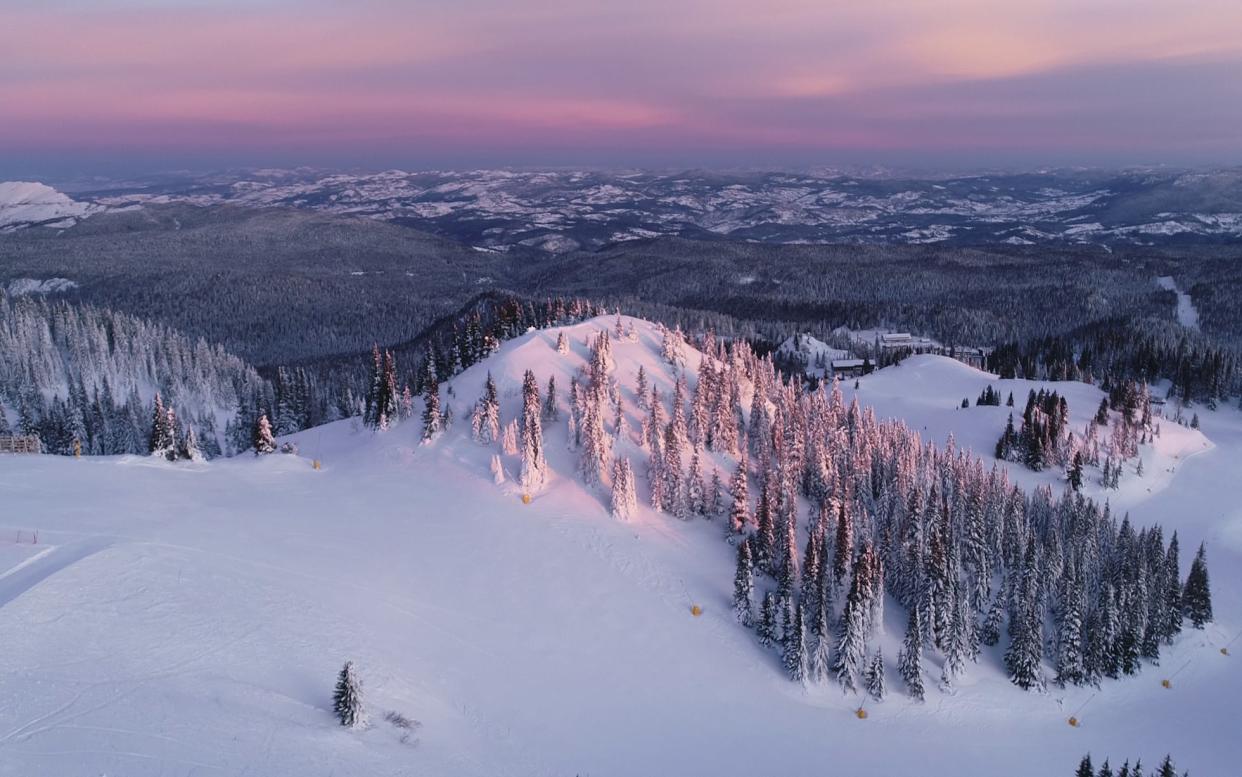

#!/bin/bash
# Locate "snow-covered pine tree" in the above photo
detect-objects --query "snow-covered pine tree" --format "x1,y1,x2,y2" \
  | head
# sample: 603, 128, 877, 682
518, 370, 547, 492
611, 390, 626, 441
727, 460, 749, 534
832, 501, 854, 590
899, 607, 925, 701
940, 588, 971, 691
148, 392, 175, 459
610, 456, 637, 520
832, 545, 873, 691
555, 331, 569, 355
706, 467, 723, 519
635, 366, 649, 410
980, 591, 1004, 646
865, 649, 886, 701
179, 425, 202, 462
685, 450, 706, 515
660, 324, 684, 366
578, 388, 609, 487
1163, 533, 1183, 642
757, 591, 777, 648
421, 374, 442, 442
1005, 596, 1045, 690
1075, 755, 1094, 777
543, 376, 559, 422
1056, 576, 1086, 687
472, 373, 501, 445
253, 413, 276, 455
1183, 543, 1213, 628
332, 661, 364, 728
501, 419, 519, 456
1068, 451, 1085, 491
661, 421, 688, 519
732, 538, 755, 626
783, 600, 807, 683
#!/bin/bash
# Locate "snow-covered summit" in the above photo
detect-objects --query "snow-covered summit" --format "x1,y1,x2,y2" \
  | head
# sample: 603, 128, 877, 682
0, 181, 101, 231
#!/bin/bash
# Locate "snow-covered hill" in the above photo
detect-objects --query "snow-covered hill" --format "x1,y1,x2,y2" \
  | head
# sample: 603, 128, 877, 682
0, 316, 1237, 776
0, 181, 101, 232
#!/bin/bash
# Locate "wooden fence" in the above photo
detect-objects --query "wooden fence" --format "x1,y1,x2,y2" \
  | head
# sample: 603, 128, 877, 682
0, 436, 41, 454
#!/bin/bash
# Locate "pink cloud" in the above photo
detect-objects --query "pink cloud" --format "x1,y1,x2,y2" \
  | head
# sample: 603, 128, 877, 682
2, 0, 1240, 162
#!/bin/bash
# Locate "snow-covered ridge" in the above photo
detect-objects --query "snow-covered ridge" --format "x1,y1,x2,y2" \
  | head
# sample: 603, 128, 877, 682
0, 181, 101, 231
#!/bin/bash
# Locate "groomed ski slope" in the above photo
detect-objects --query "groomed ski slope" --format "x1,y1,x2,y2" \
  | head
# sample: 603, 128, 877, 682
0, 316, 1237, 777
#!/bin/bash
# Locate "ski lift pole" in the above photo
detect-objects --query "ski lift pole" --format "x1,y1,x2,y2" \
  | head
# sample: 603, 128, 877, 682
1221, 630, 1241, 656
1161, 658, 1192, 689
1067, 692, 1096, 728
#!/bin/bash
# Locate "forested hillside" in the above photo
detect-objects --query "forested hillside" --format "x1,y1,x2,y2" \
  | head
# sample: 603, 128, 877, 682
4, 202, 1238, 368
0, 293, 267, 456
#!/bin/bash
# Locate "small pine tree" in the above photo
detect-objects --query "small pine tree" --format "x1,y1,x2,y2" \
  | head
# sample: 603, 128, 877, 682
421, 377, 442, 443
179, 426, 202, 462
1155, 755, 1179, 777
980, 593, 1004, 646
1076, 755, 1094, 777
1068, 451, 1084, 491
610, 456, 637, 520
543, 376, 559, 422
865, 649, 886, 701
253, 413, 276, 455
332, 661, 364, 728
706, 468, 724, 518
1183, 543, 1213, 628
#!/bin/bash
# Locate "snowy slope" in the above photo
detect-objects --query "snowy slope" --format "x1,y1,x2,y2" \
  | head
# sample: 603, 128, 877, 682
0, 317, 1238, 776
0, 181, 101, 231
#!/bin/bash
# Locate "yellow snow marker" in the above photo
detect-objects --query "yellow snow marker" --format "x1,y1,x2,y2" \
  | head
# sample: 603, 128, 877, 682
312, 459, 321, 470
1161, 679, 1171, 689
73, 439, 81, 458
690, 605, 703, 617
521, 493, 532, 505
855, 707, 868, 720
1067, 716, 1079, 728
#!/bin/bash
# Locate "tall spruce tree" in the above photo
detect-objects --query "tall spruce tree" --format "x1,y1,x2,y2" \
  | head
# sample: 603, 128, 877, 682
733, 538, 755, 626
1183, 543, 1213, 628
783, 600, 807, 682
899, 607, 925, 701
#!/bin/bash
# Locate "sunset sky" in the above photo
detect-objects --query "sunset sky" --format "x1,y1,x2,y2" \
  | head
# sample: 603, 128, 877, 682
3, 0, 1242, 175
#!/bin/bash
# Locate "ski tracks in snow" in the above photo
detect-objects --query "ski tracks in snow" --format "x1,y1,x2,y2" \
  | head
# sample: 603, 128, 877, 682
0, 535, 115, 610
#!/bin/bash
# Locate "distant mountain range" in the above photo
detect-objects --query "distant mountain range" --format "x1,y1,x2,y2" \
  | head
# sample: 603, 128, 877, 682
38, 166, 1242, 251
